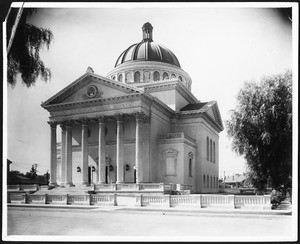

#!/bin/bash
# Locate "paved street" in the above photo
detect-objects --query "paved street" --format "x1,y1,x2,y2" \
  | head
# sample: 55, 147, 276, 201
5, 207, 295, 241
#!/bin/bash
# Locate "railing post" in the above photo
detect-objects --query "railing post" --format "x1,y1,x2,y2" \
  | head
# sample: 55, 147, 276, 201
66, 194, 70, 205
114, 194, 117, 206
136, 194, 142, 207
45, 194, 48, 204
25, 193, 28, 204
168, 194, 171, 208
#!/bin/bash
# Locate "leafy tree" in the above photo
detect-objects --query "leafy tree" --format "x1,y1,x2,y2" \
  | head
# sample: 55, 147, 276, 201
7, 8, 53, 87
226, 70, 292, 192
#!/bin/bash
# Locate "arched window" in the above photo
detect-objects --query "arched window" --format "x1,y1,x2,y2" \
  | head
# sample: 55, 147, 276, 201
203, 175, 205, 188
125, 72, 132, 83
118, 74, 123, 82
153, 71, 160, 81
213, 142, 216, 163
112, 76, 116, 80
134, 71, 140, 82
171, 74, 176, 79
178, 76, 182, 81
206, 137, 209, 161
163, 72, 169, 80
144, 71, 150, 82
210, 139, 212, 162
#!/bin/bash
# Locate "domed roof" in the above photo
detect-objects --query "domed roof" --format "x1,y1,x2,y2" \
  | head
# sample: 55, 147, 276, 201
114, 23, 181, 68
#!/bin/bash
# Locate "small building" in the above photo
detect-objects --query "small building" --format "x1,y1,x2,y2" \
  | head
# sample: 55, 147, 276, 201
41, 23, 223, 193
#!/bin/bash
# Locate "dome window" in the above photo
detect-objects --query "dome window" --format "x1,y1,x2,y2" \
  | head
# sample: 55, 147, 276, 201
144, 71, 150, 82
153, 71, 160, 81
163, 72, 169, 80
118, 74, 123, 82
134, 71, 141, 82
125, 72, 132, 83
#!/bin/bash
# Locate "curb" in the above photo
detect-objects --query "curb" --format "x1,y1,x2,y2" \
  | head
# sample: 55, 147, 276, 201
7, 203, 292, 216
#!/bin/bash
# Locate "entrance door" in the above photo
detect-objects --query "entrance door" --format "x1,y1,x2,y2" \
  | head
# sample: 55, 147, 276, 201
88, 166, 91, 185
134, 169, 137, 183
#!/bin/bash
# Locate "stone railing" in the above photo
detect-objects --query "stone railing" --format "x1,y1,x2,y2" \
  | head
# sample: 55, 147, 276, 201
170, 195, 200, 208
7, 193, 272, 210
8, 193, 26, 204
68, 195, 90, 205
140, 195, 170, 207
7, 185, 21, 191
201, 194, 235, 209
26, 194, 47, 204
7, 184, 38, 192
94, 183, 165, 192
235, 195, 271, 209
46, 195, 68, 205
91, 194, 117, 206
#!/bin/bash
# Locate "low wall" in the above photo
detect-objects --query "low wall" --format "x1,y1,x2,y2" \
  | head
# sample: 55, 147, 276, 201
7, 184, 38, 193
7, 193, 272, 209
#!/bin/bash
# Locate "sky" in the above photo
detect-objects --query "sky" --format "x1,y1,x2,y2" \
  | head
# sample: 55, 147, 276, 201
5, 3, 294, 178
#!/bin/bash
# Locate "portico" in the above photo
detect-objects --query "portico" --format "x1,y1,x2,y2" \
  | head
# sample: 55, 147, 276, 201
48, 110, 149, 187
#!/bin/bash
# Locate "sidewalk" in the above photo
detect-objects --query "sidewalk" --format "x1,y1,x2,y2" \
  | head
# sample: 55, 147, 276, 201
7, 203, 292, 216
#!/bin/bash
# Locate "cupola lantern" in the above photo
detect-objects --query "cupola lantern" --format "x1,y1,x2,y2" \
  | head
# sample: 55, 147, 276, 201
142, 22, 153, 42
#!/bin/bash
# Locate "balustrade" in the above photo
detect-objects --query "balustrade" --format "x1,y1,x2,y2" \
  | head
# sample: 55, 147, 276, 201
141, 195, 170, 207
170, 195, 200, 208
91, 194, 117, 206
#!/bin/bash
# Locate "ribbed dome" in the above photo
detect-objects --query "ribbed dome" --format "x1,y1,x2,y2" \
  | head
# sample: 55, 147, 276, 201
114, 23, 181, 68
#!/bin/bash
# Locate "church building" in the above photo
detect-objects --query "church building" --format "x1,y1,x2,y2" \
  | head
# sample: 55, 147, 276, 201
41, 23, 223, 193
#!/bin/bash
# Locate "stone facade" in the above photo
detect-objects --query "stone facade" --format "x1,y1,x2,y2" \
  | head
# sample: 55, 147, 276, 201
41, 23, 223, 193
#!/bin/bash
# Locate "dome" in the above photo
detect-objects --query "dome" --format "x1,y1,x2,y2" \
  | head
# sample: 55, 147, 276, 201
114, 23, 181, 68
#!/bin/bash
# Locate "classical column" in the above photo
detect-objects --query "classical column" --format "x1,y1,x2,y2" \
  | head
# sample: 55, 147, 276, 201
116, 114, 124, 183
60, 123, 66, 185
135, 113, 144, 183
65, 120, 74, 186
98, 116, 106, 184
48, 121, 58, 186
80, 118, 89, 185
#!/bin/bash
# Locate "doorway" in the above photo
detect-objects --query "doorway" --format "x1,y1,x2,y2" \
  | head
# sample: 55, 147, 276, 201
88, 166, 91, 185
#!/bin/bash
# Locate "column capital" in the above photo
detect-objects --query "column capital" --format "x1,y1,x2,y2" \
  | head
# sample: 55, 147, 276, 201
134, 112, 150, 123
48, 121, 58, 128
97, 116, 106, 123
59, 123, 66, 131
64, 120, 74, 127
79, 117, 90, 126
115, 113, 124, 122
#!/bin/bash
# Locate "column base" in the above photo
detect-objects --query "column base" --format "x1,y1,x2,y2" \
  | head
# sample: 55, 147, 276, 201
65, 182, 75, 187
49, 182, 59, 187
81, 182, 89, 186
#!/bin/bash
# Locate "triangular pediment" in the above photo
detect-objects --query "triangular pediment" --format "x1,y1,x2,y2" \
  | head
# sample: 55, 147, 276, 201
42, 72, 143, 107
204, 101, 224, 131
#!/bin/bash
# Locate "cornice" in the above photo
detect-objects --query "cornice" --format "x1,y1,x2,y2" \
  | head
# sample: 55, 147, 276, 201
41, 72, 144, 108
139, 79, 198, 104
44, 93, 143, 111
